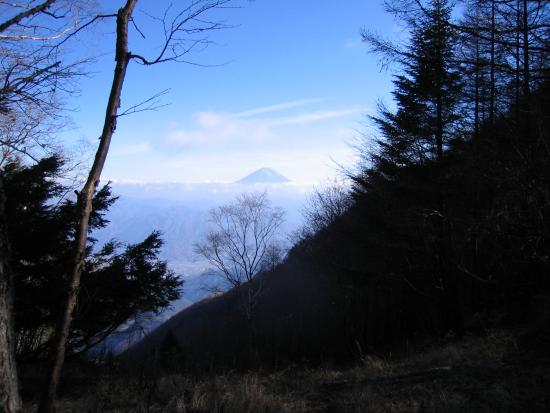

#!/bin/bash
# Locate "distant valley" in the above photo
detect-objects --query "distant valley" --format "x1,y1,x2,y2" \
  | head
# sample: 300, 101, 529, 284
92, 169, 312, 351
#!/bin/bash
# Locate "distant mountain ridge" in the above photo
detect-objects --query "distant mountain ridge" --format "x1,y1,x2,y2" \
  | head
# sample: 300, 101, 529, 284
236, 168, 290, 184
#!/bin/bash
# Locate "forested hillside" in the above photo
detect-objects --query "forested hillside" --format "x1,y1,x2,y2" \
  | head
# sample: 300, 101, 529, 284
311, 0, 550, 351
131, 0, 550, 365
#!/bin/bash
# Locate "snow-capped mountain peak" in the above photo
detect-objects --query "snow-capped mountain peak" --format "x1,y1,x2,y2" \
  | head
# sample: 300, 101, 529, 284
236, 168, 290, 184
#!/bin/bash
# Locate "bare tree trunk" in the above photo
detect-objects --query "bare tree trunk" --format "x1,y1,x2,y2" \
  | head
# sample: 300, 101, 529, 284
474, 36, 480, 138
435, 5, 463, 338
522, 0, 530, 97
521, 0, 531, 143
436, 89, 444, 161
490, 0, 496, 129
515, 0, 521, 122
0, 174, 21, 413
38, 1, 137, 412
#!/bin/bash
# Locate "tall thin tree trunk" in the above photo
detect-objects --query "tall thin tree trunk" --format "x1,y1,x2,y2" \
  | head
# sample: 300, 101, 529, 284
515, 0, 521, 122
38, 1, 137, 412
472, 34, 481, 287
0, 174, 21, 413
522, 0, 530, 97
434, 3, 463, 337
490, 0, 496, 129
474, 37, 480, 138
521, 0, 531, 144
436, 90, 444, 160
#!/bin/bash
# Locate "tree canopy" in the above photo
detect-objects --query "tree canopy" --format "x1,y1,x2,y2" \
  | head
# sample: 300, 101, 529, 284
3, 155, 181, 362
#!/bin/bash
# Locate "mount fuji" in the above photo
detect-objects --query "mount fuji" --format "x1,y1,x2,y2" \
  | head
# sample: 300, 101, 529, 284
236, 168, 290, 184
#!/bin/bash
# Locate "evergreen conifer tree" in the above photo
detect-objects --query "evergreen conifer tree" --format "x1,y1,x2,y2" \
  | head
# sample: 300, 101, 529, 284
367, 0, 462, 171
2, 156, 182, 361
362, 0, 465, 336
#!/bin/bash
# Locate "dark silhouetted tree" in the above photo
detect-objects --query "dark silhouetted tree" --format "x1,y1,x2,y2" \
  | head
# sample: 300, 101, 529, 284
362, 0, 465, 336
2, 156, 182, 362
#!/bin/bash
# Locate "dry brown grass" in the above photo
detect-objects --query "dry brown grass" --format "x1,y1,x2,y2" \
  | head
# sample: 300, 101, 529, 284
22, 329, 546, 412
24, 371, 312, 413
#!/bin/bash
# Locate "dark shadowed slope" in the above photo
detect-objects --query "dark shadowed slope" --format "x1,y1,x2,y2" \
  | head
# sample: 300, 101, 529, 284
122, 251, 346, 370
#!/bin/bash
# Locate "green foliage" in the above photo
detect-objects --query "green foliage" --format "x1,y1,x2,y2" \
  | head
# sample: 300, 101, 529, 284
3, 156, 182, 361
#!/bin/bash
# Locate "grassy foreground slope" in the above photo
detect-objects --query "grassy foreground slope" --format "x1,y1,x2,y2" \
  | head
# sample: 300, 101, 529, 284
23, 326, 550, 412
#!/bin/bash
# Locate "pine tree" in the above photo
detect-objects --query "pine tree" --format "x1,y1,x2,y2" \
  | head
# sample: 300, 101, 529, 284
2, 156, 182, 362
362, 0, 465, 336
366, 0, 462, 170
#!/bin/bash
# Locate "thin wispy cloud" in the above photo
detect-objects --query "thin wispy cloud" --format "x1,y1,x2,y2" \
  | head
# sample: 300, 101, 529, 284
167, 103, 359, 147
235, 98, 324, 118
167, 111, 270, 146
111, 141, 152, 156
274, 109, 359, 125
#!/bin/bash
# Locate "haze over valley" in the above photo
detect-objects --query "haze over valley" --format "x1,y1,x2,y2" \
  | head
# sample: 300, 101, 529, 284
93, 168, 312, 325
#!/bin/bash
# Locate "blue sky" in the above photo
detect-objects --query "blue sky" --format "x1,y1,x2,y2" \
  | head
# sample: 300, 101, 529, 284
65, 0, 397, 184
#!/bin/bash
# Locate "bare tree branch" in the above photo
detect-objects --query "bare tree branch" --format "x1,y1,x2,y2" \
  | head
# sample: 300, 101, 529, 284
0, 0, 56, 33
117, 89, 171, 117
195, 192, 285, 288
128, 0, 234, 66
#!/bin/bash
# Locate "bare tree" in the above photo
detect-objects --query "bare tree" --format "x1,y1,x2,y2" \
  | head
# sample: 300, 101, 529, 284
37, 2, 234, 412
195, 192, 285, 321
0, 0, 91, 165
0, 2, 92, 411
0, 0, 90, 141
295, 179, 352, 242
